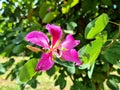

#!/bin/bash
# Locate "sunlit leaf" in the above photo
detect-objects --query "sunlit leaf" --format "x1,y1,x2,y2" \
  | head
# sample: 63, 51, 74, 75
19, 59, 38, 82
66, 21, 77, 30
85, 13, 109, 39
62, 0, 79, 14
88, 63, 95, 78
43, 11, 59, 23
79, 37, 103, 69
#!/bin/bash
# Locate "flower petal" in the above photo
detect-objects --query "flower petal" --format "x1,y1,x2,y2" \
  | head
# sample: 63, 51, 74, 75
35, 53, 54, 71
26, 31, 49, 49
61, 49, 82, 66
61, 34, 80, 49
46, 24, 63, 46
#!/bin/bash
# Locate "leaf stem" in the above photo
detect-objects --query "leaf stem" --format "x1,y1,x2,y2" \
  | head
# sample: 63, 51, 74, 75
109, 21, 120, 26
103, 22, 120, 50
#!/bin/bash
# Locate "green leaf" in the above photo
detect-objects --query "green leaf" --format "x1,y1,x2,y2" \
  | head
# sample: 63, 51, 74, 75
43, 11, 59, 23
66, 63, 75, 74
66, 22, 77, 30
4, 44, 15, 52
27, 76, 37, 88
29, 23, 41, 31
82, 0, 98, 12
101, 63, 110, 72
3, 58, 15, 69
109, 75, 120, 83
85, 13, 109, 39
64, 30, 75, 34
55, 75, 66, 89
79, 37, 103, 69
0, 64, 6, 75
0, 58, 14, 75
14, 24, 23, 31
19, 59, 38, 82
39, 2, 49, 19
70, 81, 84, 90
46, 66, 55, 76
71, 0, 79, 7
62, 0, 79, 14
55, 58, 75, 74
102, 42, 120, 67
7, 32, 15, 38
64, 22, 77, 34
12, 44, 25, 54
88, 63, 95, 79
107, 79, 119, 90
101, 0, 112, 6
117, 69, 120, 74
13, 32, 26, 44
5, 60, 27, 80
92, 72, 106, 83
39, 1, 54, 19
55, 58, 75, 68
96, 31, 108, 43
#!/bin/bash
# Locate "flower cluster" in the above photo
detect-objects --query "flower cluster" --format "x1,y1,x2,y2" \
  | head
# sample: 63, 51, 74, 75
25, 24, 82, 71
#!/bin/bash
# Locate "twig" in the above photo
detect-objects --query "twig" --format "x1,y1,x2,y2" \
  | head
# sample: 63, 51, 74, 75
103, 21, 120, 50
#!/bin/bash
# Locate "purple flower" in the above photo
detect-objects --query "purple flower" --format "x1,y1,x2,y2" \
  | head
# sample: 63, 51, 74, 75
25, 24, 82, 71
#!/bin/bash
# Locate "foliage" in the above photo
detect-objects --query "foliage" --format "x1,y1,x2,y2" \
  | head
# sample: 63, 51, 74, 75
0, 0, 120, 90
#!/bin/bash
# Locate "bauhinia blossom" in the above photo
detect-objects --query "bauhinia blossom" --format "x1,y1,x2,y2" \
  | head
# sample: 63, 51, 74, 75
25, 24, 82, 71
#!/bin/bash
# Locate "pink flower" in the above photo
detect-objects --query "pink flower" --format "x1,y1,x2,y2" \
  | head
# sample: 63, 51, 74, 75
47, 8, 51, 12
25, 24, 82, 71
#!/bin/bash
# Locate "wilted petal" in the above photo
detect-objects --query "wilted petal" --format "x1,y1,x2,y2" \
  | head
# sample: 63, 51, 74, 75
35, 53, 54, 71
61, 49, 82, 66
61, 34, 80, 49
46, 24, 63, 46
26, 31, 49, 49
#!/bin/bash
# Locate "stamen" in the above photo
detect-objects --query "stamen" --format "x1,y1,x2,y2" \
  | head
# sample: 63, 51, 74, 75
53, 40, 61, 49
54, 49, 62, 58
